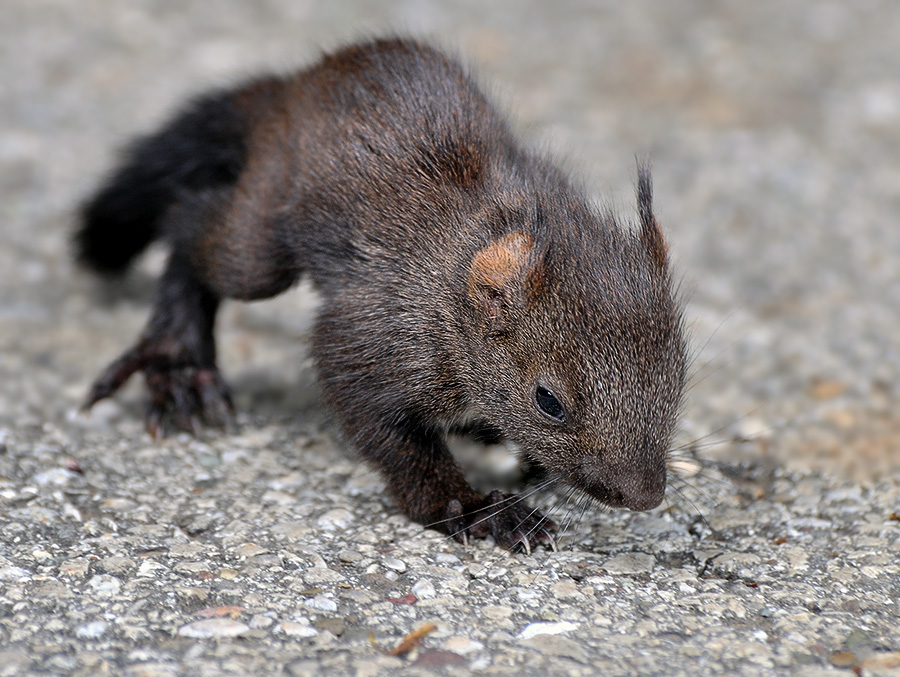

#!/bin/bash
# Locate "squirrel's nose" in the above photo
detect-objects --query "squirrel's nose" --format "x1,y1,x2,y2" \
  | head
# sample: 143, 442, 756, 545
577, 457, 666, 511
621, 480, 665, 511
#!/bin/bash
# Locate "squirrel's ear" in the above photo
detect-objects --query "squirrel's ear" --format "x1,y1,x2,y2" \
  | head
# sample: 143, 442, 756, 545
468, 231, 542, 336
637, 165, 669, 271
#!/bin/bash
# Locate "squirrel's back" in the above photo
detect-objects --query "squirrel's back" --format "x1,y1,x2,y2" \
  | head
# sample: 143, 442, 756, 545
76, 39, 518, 288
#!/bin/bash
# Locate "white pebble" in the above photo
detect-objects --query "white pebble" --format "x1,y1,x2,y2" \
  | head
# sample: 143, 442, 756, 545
443, 636, 484, 654
518, 621, 578, 639
33, 468, 74, 486
412, 579, 436, 599
137, 561, 168, 577
87, 574, 121, 597
384, 558, 407, 573
278, 621, 318, 638
178, 618, 249, 638
75, 621, 108, 639
250, 615, 275, 629
316, 508, 354, 530
0, 567, 31, 581
304, 594, 338, 612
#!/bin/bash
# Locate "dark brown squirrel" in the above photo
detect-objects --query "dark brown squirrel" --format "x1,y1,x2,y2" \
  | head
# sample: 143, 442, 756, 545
75, 38, 687, 552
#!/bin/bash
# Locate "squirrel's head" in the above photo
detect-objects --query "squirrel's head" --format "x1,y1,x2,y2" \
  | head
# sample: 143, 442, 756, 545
463, 168, 686, 511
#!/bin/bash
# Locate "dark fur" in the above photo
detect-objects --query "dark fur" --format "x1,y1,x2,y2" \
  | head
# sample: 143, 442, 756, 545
76, 39, 687, 550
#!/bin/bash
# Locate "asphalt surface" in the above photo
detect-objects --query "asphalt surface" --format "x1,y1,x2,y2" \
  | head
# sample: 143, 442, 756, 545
1, 1, 899, 675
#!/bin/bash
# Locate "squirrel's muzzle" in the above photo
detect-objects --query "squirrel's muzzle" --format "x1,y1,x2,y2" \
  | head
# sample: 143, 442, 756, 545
576, 456, 666, 511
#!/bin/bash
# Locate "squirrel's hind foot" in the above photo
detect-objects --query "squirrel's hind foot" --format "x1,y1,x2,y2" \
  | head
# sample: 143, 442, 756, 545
143, 364, 236, 438
83, 342, 236, 438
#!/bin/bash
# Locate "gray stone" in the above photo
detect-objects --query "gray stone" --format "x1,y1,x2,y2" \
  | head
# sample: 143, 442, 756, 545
521, 635, 588, 662
278, 622, 318, 638
75, 621, 108, 639
316, 508, 354, 530
86, 575, 121, 598
177, 619, 250, 638
518, 621, 579, 639
412, 579, 437, 599
601, 553, 656, 575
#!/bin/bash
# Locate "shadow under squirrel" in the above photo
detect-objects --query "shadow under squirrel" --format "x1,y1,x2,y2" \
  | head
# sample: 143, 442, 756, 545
75, 38, 687, 551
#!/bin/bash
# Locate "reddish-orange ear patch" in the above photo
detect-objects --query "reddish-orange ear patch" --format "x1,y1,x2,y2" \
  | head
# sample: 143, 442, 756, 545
468, 232, 534, 293
468, 232, 541, 335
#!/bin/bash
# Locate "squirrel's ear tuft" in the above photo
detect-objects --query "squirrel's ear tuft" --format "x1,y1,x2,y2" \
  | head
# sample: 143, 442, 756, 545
637, 164, 669, 271
468, 231, 542, 336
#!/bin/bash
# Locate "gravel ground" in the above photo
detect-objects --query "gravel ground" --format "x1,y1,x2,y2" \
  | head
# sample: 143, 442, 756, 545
2, 1, 899, 675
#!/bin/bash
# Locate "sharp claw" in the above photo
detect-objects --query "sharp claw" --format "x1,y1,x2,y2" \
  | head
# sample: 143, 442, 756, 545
83, 346, 149, 411
517, 532, 531, 556
81, 383, 112, 413
82, 382, 109, 412
172, 407, 195, 434
203, 395, 230, 428
195, 369, 238, 431
82, 383, 116, 412
546, 532, 558, 552
445, 499, 469, 545
146, 411, 164, 440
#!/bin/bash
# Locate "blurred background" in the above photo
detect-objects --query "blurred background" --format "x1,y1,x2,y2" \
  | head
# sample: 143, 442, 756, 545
1, 0, 897, 480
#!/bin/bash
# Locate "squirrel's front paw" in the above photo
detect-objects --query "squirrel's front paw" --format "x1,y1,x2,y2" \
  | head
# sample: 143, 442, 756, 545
443, 490, 556, 553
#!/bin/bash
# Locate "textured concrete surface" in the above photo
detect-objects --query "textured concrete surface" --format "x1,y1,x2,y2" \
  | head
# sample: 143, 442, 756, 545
1, 1, 899, 675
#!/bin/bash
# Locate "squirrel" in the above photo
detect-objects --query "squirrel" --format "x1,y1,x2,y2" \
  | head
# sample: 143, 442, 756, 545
75, 38, 687, 552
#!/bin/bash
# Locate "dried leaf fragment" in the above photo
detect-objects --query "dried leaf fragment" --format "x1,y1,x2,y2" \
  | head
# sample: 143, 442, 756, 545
370, 623, 438, 656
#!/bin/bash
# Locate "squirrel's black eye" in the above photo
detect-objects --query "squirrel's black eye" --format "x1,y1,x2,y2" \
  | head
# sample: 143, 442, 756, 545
535, 385, 566, 422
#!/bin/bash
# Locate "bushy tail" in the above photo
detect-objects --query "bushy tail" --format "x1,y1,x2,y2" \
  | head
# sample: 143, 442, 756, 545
75, 89, 248, 274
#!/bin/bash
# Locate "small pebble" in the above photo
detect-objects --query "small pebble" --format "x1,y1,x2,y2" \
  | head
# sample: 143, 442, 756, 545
178, 618, 250, 638
234, 543, 269, 557
384, 557, 407, 573
339, 549, 363, 563
33, 468, 73, 486
278, 622, 318, 638
250, 615, 275, 629
317, 508, 354, 530
87, 575, 121, 597
304, 595, 338, 612
601, 553, 655, 575
412, 579, 436, 599
0, 567, 32, 581
75, 621, 108, 639
518, 622, 579, 639
443, 636, 484, 654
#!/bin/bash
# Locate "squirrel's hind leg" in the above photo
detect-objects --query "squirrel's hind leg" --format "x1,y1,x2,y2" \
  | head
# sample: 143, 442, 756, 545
82, 253, 235, 437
